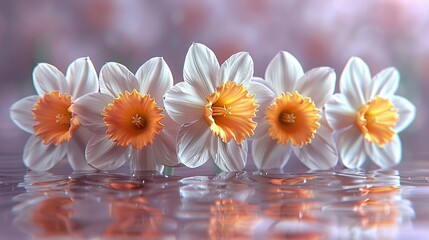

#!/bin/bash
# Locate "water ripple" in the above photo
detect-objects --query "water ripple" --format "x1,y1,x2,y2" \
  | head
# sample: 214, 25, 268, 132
1, 163, 429, 238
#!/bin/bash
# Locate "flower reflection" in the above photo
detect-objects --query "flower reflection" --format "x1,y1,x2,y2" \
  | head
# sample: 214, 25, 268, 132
179, 172, 255, 202
254, 175, 327, 239
252, 175, 317, 203
13, 195, 82, 238
10, 169, 420, 239
14, 171, 178, 238
208, 199, 259, 239
105, 181, 144, 190
264, 200, 317, 223
354, 186, 413, 230
13, 172, 87, 238
268, 175, 317, 186
178, 172, 257, 237
103, 196, 164, 238
30, 197, 78, 237
325, 177, 415, 239
356, 198, 401, 229
17, 171, 78, 196
359, 185, 400, 196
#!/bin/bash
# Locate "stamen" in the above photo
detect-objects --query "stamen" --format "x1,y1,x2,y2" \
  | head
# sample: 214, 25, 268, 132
131, 114, 146, 128
280, 112, 296, 124
55, 114, 70, 125
212, 106, 232, 117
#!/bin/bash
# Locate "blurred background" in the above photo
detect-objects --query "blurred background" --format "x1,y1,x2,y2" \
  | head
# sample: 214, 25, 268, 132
0, 0, 427, 170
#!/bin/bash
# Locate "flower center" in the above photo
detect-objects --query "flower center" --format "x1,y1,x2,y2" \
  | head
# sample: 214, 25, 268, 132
204, 81, 258, 144
131, 114, 146, 128
356, 96, 398, 147
280, 112, 296, 124
102, 89, 164, 149
265, 91, 320, 147
32, 90, 80, 145
212, 106, 232, 117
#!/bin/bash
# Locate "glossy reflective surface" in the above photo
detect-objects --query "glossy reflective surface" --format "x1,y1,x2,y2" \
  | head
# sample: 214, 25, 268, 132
2, 155, 429, 239
2, 1, 429, 239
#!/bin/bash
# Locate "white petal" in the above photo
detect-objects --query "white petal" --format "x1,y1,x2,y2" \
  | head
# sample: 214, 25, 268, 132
161, 111, 180, 133
66, 128, 94, 171
164, 82, 205, 125
73, 92, 111, 134
33, 63, 68, 95
366, 134, 402, 168
154, 130, 179, 166
293, 123, 338, 170
265, 51, 303, 96
66, 57, 99, 99
176, 118, 215, 168
325, 94, 357, 131
129, 148, 164, 172
99, 62, 139, 97
368, 67, 399, 99
247, 78, 275, 121
220, 52, 253, 86
159, 114, 180, 164
252, 76, 277, 95
23, 136, 66, 171
183, 43, 220, 99
367, 135, 401, 168
254, 119, 270, 139
252, 133, 292, 170
136, 131, 178, 167
391, 95, 416, 133
295, 67, 336, 108
337, 127, 367, 169
10, 95, 39, 134
214, 139, 248, 172
339, 57, 372, 108
135, 57, 173, 106
86, 134, 127, 170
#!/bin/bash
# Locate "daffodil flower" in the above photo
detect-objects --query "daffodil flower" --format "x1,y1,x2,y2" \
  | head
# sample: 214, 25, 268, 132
250, 51, 338, 171
72, 58, 179, 172
164, 43, 258, 172
325, 57, 416, 169
10, 57, 98, 171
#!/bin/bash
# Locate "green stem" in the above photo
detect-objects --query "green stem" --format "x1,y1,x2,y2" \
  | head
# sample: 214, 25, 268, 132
213, 163, 223, 175
163, 166, 174, 176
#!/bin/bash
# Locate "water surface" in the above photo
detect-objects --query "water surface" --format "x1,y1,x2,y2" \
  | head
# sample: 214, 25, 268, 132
2, 154, 429, 239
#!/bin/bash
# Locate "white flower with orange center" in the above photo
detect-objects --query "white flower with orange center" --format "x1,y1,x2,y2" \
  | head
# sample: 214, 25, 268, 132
72, 58, 179, 171
250, 51, 338, 170
164, 43, 258, 172
325, 57, 416, 168
10, 57, 98, 171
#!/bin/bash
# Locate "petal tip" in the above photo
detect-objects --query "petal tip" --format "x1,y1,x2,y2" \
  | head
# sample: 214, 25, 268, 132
279, 50, 291, 56
349, 56, 362, 62
347, 56, 366, 67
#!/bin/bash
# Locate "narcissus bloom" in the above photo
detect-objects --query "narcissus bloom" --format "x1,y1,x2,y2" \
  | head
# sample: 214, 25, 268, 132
325, 57, 416, 168
251, 51, 338, 170
164, 43, 258, 172
73, 58, 179, 171
10, 57, 98, 171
